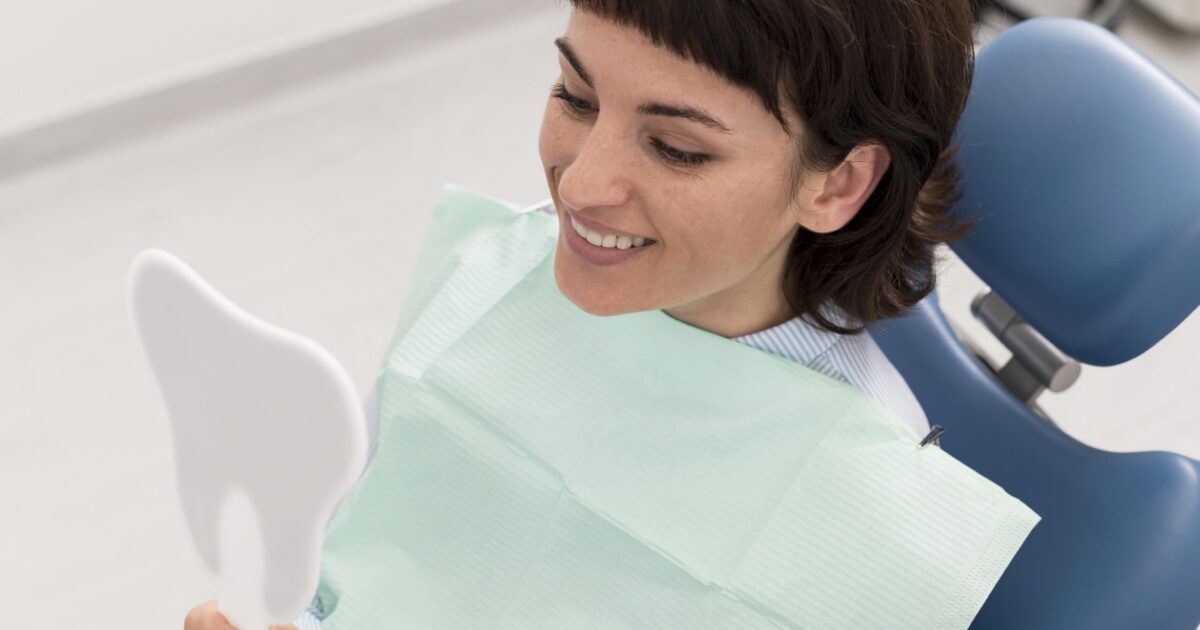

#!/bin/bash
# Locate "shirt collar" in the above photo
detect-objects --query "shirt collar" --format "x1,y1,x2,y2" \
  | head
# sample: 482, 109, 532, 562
732, 302, 861, 365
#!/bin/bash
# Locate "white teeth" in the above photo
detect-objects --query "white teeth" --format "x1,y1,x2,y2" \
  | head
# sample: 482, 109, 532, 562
570, 217, 653, 250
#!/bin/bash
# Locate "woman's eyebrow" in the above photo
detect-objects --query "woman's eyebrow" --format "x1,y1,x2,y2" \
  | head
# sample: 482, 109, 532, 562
553, 36, 734, 135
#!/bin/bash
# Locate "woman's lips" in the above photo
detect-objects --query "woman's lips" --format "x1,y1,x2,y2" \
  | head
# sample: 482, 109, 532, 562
562, 214, 656, 266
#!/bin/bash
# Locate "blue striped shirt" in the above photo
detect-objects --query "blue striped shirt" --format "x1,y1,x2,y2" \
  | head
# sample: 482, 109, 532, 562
293, 304, 929, 628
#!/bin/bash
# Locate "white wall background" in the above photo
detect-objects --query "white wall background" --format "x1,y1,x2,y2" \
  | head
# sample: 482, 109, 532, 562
0, 0, 454, 138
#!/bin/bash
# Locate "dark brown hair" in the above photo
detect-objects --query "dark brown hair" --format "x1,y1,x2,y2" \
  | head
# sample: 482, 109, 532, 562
562, 0, 981, 334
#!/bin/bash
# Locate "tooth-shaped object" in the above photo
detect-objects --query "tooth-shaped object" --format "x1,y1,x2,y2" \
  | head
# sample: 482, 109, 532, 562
127, 249, 367, 630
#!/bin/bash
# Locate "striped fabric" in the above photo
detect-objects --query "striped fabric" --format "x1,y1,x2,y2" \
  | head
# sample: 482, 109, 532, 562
731, 306, 932, 438
292, 304, 929, 628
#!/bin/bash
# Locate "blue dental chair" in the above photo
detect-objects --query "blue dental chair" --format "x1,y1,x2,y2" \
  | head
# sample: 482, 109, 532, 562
866, 17, 1200, 629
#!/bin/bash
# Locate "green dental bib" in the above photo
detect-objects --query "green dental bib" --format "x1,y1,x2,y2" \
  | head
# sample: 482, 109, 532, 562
310, 183, 1040, 629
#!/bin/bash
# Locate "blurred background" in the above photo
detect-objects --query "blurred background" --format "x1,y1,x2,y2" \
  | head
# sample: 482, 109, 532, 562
0, 0, 1197, 627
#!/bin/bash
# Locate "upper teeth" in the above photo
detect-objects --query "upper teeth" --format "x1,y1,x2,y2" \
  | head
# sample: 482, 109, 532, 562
571, 217, 651, 250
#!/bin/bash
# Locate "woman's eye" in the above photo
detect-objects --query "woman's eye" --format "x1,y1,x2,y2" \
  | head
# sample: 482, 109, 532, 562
549, 81, 712, 168
550, 81, 596, 116
648, 137, 711, 167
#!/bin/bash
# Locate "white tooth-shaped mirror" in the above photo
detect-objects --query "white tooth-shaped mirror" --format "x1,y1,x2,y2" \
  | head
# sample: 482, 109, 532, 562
126, 248, 368, 629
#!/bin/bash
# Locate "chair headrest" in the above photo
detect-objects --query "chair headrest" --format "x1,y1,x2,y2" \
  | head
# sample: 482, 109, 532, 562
948, 17, 1200, 366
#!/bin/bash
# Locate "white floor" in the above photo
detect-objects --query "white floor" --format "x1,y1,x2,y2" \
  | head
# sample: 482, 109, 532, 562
1, 3, 1198, 628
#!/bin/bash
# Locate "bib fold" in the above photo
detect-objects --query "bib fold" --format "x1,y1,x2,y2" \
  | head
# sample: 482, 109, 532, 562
311, 183, 1041, 629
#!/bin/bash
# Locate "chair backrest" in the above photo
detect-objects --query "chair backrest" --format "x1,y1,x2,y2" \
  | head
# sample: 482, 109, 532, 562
948, 17, 1200, 366
867, 17, 1200, 629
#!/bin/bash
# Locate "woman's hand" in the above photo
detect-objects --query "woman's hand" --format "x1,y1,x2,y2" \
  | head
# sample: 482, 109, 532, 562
183, 599, 299, 630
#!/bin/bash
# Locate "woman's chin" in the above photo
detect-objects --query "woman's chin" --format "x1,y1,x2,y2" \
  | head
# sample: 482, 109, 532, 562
553, 251, 641, 316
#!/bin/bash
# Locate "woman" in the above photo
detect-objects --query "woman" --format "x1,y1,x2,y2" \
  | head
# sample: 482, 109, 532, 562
188, 0, 986, 627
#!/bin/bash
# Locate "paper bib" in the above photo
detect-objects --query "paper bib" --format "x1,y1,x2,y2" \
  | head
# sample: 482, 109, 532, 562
309, 183, 1041, 629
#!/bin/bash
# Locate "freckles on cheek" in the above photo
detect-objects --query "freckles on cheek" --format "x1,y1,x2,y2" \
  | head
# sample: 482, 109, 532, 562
538, 118, 565, 164
539, 136, 564, 169
541, 112, 584, 161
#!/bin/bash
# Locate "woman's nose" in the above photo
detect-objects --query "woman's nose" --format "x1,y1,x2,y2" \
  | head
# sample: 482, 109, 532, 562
556, 120, 633, 212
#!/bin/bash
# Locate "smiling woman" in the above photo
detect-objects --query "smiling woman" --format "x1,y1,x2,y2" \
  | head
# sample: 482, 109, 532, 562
539, 0, 980, 340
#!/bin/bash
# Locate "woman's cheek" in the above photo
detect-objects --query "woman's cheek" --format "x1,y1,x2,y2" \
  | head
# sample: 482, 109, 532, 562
538, 106, 582, 169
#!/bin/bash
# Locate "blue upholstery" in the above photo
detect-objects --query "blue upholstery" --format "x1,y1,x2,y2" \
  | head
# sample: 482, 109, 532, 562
947, 17, 1200, 366
866, 17, 1200, 629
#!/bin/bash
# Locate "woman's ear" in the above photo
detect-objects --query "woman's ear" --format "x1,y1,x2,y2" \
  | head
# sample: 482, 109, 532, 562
798, 143, 892, 234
